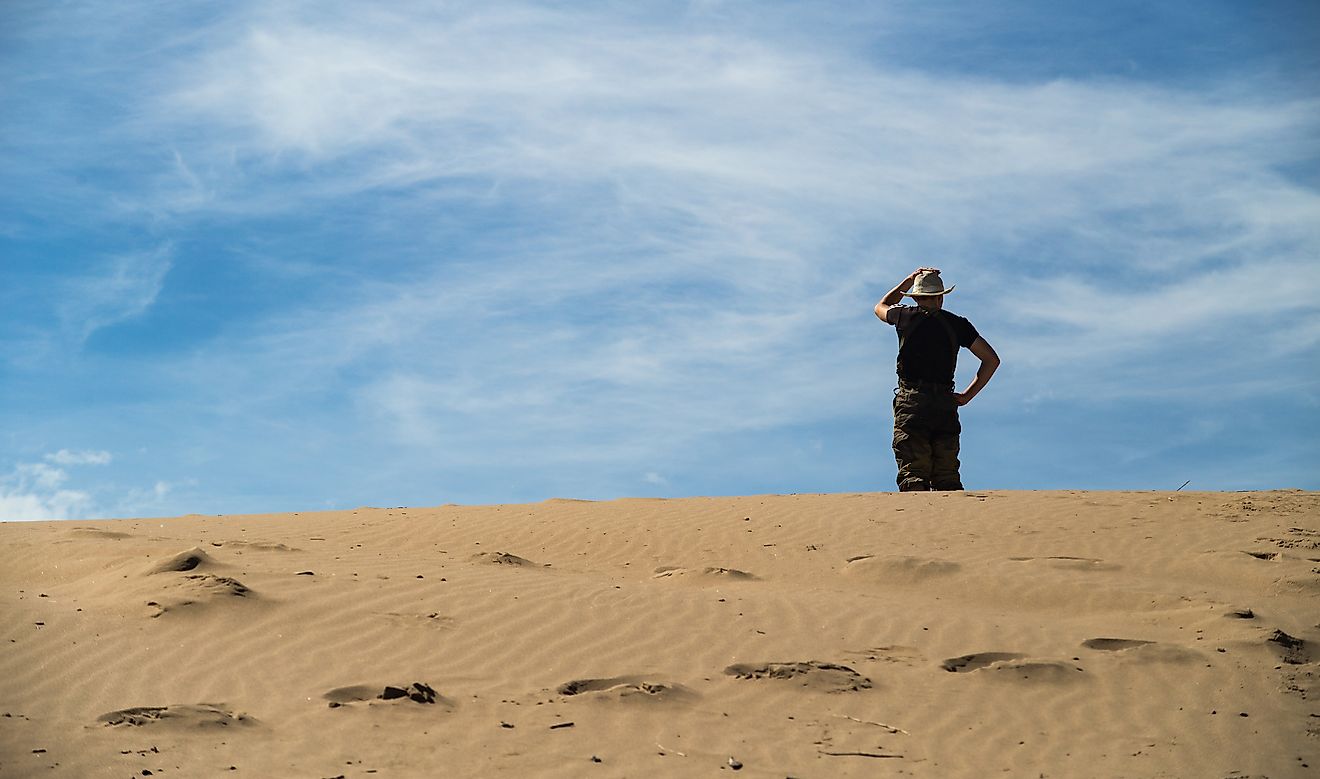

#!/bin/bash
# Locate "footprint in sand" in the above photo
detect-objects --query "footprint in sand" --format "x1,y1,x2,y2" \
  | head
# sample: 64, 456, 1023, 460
1081, 638, 1154, 651
941, 652, 1026, 672
1081, 638, 1201, 664
139, 548, 255, 616
723, 661, 872, 692
1267, 630, 1311, 665
98, 703, 255, 728
1008, 556, 1122, 572
842, 555, 960, 584
69, 527, 132, 540
556, 676, 695, 703
147, 575, 254, 617
324, 682, 447, 707
471, 551, 546, 567
652, 566, 757, 581
145, 547, 216, 574
177, 575, 251, 597
942, 653, 1085, 682
1243, 550, 1282, 561
210, 539, 301, 552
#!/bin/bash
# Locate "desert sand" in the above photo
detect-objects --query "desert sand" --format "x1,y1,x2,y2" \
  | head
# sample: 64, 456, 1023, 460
1, 490, 1317, 778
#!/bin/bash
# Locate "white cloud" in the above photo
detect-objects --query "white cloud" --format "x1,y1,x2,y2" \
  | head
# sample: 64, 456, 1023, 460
0, 461, 89, 521
0, 450, 176, 521
46, 449, 113, 466
0, 489, 94, 522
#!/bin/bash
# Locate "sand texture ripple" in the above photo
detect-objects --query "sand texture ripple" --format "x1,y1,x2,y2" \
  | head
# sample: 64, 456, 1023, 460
1, 490, 1317, 777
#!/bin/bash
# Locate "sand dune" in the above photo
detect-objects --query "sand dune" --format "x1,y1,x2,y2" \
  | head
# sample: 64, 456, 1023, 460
1, 490, 1316, 777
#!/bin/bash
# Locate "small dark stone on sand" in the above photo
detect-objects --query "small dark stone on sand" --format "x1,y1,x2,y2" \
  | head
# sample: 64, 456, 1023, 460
296, 571, 315, 576
381, 686, 409, 700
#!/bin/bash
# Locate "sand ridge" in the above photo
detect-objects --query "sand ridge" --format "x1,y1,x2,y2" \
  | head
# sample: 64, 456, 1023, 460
0, 490, 1317, 776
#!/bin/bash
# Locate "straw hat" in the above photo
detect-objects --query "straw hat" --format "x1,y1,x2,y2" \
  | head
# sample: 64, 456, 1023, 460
905, 271, 955, 297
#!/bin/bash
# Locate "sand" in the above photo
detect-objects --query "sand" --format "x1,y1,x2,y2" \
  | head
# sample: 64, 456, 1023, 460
1, 490, 1317, 777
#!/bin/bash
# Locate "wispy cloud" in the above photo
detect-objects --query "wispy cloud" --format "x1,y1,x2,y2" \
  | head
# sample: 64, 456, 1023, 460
57, 246, 173, 346
145, 4, 1317, 413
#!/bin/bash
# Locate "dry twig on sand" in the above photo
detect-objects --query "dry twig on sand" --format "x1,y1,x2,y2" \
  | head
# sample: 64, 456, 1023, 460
832, 714, 909, 734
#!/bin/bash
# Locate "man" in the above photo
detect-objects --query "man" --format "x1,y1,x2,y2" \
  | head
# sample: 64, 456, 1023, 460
874, 267, 999, 491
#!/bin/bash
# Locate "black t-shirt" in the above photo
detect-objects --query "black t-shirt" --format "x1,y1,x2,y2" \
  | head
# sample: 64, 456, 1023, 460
885, 305, 979, 386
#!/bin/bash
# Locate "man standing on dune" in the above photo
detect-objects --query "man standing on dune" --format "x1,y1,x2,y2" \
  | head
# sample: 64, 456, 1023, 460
874, 268, 999, 491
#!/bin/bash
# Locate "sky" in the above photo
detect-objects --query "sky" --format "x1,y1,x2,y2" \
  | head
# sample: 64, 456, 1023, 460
2, 0, 1318, 520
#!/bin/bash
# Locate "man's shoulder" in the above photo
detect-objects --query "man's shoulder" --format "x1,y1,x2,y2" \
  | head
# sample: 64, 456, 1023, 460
885, 304, 916, 326
937, 308, 974, 325
939, 309, 980, 344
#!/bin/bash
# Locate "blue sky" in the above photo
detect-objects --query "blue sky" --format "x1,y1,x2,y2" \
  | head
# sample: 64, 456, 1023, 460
2, 0, 1317, 520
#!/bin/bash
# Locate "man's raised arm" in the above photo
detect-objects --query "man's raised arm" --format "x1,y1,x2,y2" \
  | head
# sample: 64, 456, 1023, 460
874, 267, 939, 323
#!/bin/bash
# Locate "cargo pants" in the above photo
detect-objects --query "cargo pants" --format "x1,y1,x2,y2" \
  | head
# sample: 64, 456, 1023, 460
892, 384, 963, 491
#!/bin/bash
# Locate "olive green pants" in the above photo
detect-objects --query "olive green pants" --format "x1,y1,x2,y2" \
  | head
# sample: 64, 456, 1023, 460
892, 387, 963, 491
